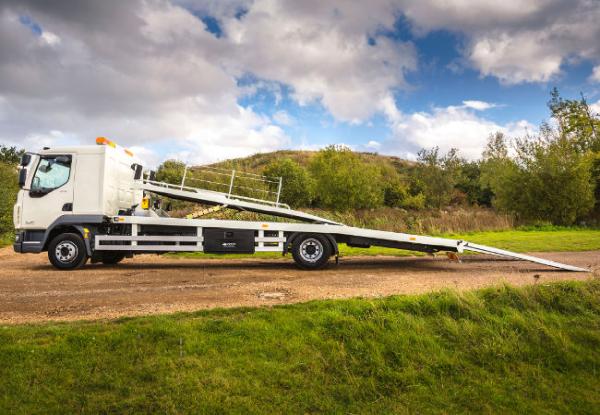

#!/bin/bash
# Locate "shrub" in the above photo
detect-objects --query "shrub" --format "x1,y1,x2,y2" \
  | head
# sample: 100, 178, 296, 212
482, 134, 595, 225
155, 160, 186, 184
309, 145, 383, 210
263, 158, 314, 207
0, 162, 19, 235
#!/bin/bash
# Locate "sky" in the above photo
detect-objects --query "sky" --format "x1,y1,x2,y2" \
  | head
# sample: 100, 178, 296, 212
1, 0, 600, 167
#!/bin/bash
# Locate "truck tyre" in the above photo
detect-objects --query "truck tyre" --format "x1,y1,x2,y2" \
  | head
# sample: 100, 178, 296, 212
101, 252, 126, 265
48, 233, 88, 270
291, 233, 332, 270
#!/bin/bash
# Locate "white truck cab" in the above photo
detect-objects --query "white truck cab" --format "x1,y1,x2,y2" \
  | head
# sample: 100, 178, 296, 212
14, 139, 144, 267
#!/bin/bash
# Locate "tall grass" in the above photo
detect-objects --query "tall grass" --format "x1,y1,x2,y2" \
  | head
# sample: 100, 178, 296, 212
172, 205, 516, 234
313, 206, 515, 233
1, 280, 598, 413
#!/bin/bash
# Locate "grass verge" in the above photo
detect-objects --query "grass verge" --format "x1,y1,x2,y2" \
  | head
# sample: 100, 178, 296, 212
1, 280, 598, 413
174, 228, 600, 260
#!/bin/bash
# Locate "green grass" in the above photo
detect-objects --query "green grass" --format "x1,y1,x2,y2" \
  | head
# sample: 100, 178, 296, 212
0, 280, 598, 413
447, 228, 600, 252
174, 228, 600, 260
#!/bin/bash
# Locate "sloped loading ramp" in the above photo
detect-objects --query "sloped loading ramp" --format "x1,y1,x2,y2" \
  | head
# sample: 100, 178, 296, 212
143, 180, 341, 225
319, 225, 589, 272
460, 242, 588, 272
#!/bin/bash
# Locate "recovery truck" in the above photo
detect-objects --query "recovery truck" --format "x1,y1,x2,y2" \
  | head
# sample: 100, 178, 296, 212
12, 138, 588, 272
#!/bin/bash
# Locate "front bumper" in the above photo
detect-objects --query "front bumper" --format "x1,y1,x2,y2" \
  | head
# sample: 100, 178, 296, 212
13, 231, 44, 254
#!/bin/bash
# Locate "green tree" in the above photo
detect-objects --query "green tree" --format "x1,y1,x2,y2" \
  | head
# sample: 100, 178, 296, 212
548, 88, 600, 218
0, 162, 19, 235
480, 132, 518, 211
0, 146, 24, 237
155, 160, 186, 184
547, 88, 600, 153
456, 161, 493, 206
0, 145, 24, 165
309, 145, 383, 210
263, 158, 314, 207
414, 147, 462, 208
483, 132, 594, 225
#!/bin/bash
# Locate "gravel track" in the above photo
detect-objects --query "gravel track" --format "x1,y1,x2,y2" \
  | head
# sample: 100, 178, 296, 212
0, 247, 597, 324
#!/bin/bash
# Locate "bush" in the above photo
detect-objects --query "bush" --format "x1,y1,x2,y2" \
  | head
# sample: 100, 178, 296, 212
482, 134, 595, 225
413, 147, 462, 209
309, 145, 383, 210
263, 158, 314, 207
0, 146, 24, 164
155, 160, 186, 184
0, 162, 19, 235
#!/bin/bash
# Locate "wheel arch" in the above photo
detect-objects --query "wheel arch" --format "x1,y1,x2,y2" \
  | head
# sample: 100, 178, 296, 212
41, 215, 106, 255
285, 232, 338, 257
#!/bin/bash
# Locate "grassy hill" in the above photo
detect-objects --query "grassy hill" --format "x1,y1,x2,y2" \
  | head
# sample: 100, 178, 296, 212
206, 149, 414, 175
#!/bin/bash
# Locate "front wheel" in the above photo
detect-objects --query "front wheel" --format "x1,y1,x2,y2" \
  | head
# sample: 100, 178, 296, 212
291, 234, 333, 270
48, 233, 88, 270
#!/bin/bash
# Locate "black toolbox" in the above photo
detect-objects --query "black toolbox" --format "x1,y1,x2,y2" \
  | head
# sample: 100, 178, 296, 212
202, 228, 256, 254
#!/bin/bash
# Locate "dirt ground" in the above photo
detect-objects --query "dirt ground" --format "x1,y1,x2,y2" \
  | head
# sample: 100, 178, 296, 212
0, 247, 597, 324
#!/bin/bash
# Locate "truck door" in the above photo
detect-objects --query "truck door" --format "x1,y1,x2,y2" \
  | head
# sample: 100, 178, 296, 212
21, 154, 75, 230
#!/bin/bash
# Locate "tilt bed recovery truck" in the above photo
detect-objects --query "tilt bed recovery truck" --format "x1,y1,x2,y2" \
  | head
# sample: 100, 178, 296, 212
13, 138, 588, 272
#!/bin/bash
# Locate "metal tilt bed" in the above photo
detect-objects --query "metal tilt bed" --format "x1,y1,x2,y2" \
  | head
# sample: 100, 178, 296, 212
94, 174, 588, 272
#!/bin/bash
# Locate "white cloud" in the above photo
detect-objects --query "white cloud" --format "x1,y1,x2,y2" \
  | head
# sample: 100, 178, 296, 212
589, 100, 600, 117
384, 103, 534, 159
0, 0, 417, 163
366, 140, 381, 150
272, 110, 294, 126
217, 0, 417, 122
462, 100, 495, 111
469, 32, 563, 84
39, 31, 61, 46
399, 0, 600, 84
590, 66, 600, 83
0, 1, 291, 164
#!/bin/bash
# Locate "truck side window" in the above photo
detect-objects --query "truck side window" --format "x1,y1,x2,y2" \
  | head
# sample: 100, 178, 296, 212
30, 155, 72, 196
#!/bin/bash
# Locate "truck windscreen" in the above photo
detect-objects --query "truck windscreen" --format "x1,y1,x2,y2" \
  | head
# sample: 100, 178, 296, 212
30, 155, 72, 196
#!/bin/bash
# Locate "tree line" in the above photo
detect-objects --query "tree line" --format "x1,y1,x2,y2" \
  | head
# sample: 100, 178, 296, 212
262, 89, 600, 225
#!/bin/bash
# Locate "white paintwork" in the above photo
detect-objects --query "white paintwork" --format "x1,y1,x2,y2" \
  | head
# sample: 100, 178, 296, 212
15, 144, 142, 230
97, 216, 588, 272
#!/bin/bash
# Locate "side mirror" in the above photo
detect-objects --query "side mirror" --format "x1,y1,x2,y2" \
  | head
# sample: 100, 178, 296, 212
131, 164, 143, 180
20, 154, 31, 167
18, 168, 27, 188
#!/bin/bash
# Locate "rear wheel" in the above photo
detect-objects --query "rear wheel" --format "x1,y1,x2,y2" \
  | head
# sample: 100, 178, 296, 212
291, 234, 333, 270
48, 233, 88, 270
101, 252, 126, 265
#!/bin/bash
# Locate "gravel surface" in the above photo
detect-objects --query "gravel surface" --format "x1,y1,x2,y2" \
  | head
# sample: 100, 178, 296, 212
0, 247, 597, 324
